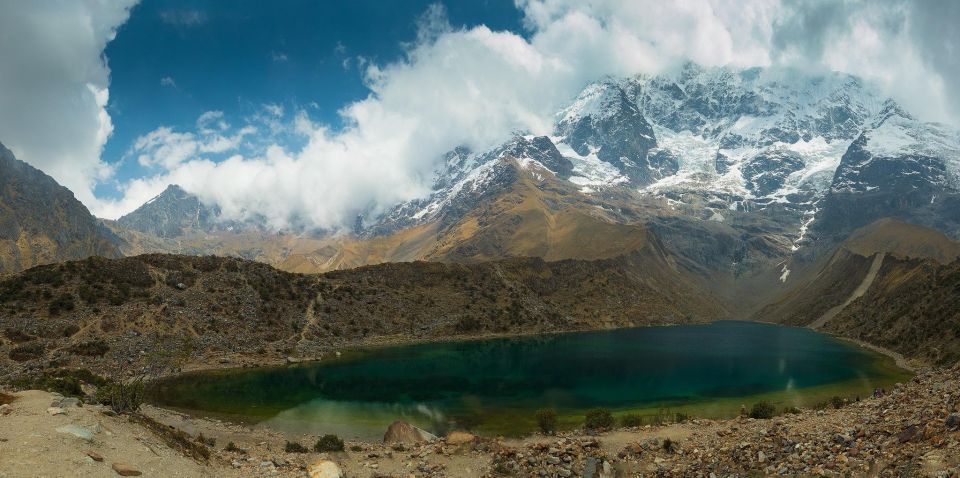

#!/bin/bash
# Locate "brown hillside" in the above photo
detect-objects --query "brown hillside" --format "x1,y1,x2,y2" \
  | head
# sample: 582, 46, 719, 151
0, 249, 721, 380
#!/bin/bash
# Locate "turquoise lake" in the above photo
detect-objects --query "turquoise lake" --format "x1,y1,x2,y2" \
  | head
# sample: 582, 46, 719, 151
148, 321, 909, 439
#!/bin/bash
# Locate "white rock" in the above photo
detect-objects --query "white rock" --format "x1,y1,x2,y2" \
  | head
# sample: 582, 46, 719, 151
308, 459, 343, 478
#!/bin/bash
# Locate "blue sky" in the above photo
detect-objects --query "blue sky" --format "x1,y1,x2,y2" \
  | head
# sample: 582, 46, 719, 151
101, 0, 525, 199
1, 0, 957, 228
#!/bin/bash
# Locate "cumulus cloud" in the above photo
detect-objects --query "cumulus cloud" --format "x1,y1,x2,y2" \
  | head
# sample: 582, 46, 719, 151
0, 0, 137, 209
3, 0, 959, 231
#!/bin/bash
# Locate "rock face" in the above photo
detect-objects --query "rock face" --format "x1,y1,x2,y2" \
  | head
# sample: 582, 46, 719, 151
115, 184, 221, 238
382, 420, 436, 444
0, 142, 120, 273
307, 460, 343, 478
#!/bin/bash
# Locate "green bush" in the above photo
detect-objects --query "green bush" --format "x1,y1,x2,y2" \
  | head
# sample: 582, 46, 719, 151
830, 396, 845, 409
284, 441, 309, 453
535, 408, 558, 434
313, 434, 345, 452
8, 342, 44, 362
620, 413, 643, 427
95, 380, 144, 413
584, 408, 614, 430
749, 401, 776, 419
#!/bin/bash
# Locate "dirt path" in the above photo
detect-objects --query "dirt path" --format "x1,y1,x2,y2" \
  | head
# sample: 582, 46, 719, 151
0, 390, 212, 478
809, 252, 885, 330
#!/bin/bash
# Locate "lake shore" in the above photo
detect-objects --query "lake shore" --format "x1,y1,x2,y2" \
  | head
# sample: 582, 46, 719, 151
2, 365, 957, 477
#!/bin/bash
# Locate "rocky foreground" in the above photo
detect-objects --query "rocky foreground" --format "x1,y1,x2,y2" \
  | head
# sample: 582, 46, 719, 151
2, 365, 959, 477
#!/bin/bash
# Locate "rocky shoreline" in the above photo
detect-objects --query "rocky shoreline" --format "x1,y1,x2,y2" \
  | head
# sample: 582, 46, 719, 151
2, 363, 959, 477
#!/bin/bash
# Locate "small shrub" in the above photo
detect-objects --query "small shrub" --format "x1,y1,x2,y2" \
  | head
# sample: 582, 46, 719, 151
620, 413, 643, 427
225, 442, 246, 454
95, 380, 144, 413
663, 438, 678, 453
196, 433, 216, 447
535, 408, 558, 434
674, 412, 689, 423
284, 441, 309, 453
749, 401, 776, 419
782, 406, 801, 415
584, 408, 614, 430
8, 342, 44, 362
349, 444, 363, 452
313, 434, 345, 452
830, 396, 845, 409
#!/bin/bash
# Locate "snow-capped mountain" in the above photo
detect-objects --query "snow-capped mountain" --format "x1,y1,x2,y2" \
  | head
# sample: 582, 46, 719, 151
379, 63, 960, 250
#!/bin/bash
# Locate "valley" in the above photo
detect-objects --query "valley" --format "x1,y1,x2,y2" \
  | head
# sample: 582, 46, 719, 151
2, 63, 960, 477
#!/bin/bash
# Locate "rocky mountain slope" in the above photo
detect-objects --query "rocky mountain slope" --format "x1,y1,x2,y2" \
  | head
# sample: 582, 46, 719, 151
0, 143, 120, 273
109, 64, 960, 318
0, 249, 719, 379
757, 218, 960, 364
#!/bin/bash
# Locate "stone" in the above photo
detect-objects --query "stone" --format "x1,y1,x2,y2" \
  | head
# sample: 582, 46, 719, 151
51, 397, 81, 408
56, 425, 94, 441
0, 404, 11, 415
86, 451, 104, 462
897, 425, 919, 444
583, 456, 598, 478
111, 463, 142, 476
308, 459, 344, 478
946, 413, 960, 429
758, 450, 766, 463
46, 407, 66, 416
445, 430, 476, 445
383, 420, 436, 444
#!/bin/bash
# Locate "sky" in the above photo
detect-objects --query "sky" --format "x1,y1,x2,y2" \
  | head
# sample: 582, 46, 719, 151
0, 0, 959, 231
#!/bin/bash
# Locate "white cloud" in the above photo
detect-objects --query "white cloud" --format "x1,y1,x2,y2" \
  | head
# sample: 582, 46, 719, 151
0, 0, 137, 210
160, 76, 177, 88
159, 10, 206, 27
98, 0, 960, 230
4, 0, 959, 231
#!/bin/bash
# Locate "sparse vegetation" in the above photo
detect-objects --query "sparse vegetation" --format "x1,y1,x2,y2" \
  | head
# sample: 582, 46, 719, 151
535, 408, 558, 434
284, 441, 309, 453
95, 380, 145, 413
830, 396, 846, 409
225, 442, 245, 454
620, 413, 643, 427
749, 401, 776, 419
313, 434, 345, 452
8, 342, 44, 362
68, 340, 109, 357
584, 408, 614, 430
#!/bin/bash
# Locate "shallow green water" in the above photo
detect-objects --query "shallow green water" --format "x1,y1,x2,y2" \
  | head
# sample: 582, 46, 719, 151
149, 321, 909, 439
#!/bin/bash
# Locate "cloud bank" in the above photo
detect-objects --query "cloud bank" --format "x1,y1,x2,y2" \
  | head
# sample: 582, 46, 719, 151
0, 0, 137, 210
1, 0, 958, 232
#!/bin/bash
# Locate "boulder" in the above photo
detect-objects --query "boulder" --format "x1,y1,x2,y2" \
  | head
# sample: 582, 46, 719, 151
111, 463, 142, 476
0, 403, 11, 415
445, 430, 476, 445
307, 459, 343, 478
383, 420, 436, 444
46, 407, 66, 416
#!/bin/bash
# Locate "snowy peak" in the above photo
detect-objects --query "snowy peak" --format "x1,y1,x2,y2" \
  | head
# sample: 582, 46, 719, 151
832, 104, 960, 194
555, 80, 662, 185
117, 184, 222, 238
